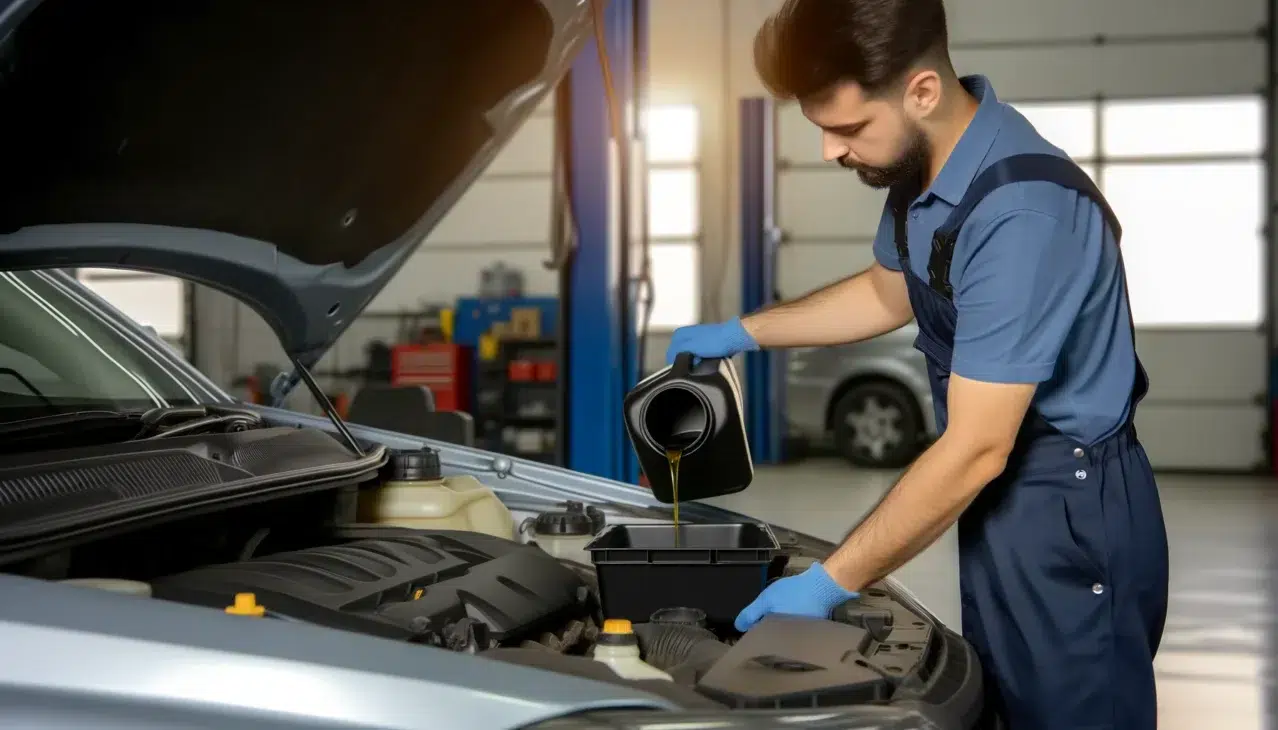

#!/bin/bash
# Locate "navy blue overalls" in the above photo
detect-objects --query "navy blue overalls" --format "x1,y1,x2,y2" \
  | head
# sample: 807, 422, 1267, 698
890, 154, 1170, 730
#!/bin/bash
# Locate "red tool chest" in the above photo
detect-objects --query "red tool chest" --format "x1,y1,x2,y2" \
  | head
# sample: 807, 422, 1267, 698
390, 343, 472, 412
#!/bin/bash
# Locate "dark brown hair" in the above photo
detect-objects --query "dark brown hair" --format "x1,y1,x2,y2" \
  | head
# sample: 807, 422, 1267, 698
754, 0, 950, 101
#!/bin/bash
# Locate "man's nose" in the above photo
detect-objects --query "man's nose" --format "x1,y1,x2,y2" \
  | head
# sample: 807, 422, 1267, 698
822, 134, 849, 163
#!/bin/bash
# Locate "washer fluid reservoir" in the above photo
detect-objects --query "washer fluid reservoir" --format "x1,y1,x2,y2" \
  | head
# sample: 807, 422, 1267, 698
623, 353, 753, 503
591, 619, 673, 681
521, 501, 605, 565
358, 448, 515, 539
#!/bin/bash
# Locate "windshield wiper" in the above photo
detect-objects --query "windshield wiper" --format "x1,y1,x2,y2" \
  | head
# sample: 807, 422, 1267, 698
0, 404, 263, 444
0, 368, 56, 411
0, 409, 142, 440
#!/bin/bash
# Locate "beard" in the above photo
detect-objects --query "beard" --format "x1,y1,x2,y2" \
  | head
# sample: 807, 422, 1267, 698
838, 125, 930, 190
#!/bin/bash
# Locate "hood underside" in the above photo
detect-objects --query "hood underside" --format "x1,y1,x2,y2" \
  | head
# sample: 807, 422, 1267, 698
0, 0, 590, 365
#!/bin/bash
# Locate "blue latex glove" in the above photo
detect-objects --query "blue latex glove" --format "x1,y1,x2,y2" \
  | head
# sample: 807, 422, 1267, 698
665, 318, 759, 365
734, 563, 859, 632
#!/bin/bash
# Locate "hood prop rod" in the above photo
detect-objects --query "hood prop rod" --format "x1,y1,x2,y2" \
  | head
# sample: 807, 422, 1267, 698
287, 358, 364, 457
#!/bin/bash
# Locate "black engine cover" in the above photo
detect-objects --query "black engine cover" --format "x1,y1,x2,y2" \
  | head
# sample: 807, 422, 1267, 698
696, 614, 893, 708
151, 527, 588, 642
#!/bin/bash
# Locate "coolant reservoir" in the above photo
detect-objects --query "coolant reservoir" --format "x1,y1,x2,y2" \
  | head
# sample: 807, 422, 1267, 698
358, 448, 515, 540
521, 501, 605, 565
591, 619, 673, 682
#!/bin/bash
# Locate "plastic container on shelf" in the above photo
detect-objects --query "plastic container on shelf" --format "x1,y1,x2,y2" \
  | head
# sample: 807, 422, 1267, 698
535, 361, 558, 382
521, 501, 606, 566
585, 523, 779, 631
358, 448, 515, 540
590, 619, 674, 681
508, 360, 536, 382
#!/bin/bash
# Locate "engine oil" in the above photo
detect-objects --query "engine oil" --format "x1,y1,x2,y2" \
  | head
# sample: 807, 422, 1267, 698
624, 353, 752, 505
665, 447, 682, 544
358, 448, 515, 539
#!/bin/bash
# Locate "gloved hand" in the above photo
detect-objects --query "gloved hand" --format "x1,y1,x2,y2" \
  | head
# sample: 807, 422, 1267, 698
665, 318, 759, 365
734, 563, 859, 632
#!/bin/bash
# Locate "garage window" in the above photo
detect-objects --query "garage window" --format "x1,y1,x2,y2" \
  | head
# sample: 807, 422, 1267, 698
1101, 96, 1265, 327
1013, 95, 1265, 328
644, 104, 700, 329
77, 269, 188, 342
1013, 101, 1098, 159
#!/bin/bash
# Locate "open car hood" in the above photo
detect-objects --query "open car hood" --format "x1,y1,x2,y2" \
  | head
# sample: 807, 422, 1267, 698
0, 0, 591, 366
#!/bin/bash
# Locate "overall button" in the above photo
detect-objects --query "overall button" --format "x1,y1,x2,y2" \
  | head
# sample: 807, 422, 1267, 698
1092, 583, 1105, 595
1075, 469, 1087, 480
911, 212, 920, 220
1073, 447, 1085, 458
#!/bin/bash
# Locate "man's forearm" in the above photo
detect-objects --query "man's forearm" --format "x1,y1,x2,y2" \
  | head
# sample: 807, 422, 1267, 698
741, 263, 913, 348
821, 435, 1008, 592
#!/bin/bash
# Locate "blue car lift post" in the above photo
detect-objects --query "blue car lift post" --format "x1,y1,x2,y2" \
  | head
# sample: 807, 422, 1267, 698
740, 98, 786, 464
564, 0, 645, 482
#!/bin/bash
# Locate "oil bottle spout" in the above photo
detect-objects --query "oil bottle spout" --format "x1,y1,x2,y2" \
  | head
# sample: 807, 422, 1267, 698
645, 386, 709, 451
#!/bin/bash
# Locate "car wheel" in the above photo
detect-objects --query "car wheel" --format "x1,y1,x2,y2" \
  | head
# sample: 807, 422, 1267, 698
830, 381, 922, 469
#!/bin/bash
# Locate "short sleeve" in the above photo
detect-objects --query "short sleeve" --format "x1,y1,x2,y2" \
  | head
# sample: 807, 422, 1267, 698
871, 201, 902, 271
950, 204, 1102, 384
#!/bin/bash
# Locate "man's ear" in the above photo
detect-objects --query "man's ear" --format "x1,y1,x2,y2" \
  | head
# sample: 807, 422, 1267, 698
902, 70, 943, 119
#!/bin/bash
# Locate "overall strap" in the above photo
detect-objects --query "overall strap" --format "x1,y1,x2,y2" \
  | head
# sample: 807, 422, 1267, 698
932, 153, 1148, 421
928, 153, 1122, 299
888, 183, 917, 265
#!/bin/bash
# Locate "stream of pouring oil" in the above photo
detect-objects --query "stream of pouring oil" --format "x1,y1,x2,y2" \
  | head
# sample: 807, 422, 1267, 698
665, 448, 682, 547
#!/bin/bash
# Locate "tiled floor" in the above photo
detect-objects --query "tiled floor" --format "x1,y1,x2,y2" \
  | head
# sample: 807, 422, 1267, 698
706, 459, 1276, 730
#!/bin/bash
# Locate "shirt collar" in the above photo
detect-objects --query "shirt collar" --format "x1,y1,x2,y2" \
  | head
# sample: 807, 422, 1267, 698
923, 75, 1003, 206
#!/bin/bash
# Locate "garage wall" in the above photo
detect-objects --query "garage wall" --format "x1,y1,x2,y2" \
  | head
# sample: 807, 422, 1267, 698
650, 0, 1272, 471
190, 96, 559, 401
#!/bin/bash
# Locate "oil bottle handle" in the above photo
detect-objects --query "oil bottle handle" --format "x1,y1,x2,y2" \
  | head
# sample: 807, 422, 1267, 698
672, 351, 695, 376
672, 352, 722, 376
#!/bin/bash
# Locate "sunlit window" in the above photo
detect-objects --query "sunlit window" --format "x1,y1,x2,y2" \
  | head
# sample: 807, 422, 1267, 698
77, 269, 187, 338
1098, 95, 1264, 327
645, 104, 701, 329
644, 104, 699, 164
647, 168, 698, 237
1105, 161, 1263, 327
1102, 96, 1264, 158
1012, 100, 1098, 159
646, 242, 700, 328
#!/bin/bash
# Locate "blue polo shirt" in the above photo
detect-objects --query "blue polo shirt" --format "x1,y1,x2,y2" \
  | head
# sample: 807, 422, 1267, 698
872, 75, 1137, 445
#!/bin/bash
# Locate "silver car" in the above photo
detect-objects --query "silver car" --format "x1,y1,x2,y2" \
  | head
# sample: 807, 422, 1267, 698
0, 0, 982, 727
787, 324, 938, 468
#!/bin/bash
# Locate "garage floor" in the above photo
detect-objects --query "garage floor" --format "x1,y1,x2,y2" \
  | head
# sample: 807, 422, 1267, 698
707, 461, 1276, 730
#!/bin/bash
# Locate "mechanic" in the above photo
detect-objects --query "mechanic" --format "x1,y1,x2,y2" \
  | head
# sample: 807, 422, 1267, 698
664, 1, 1170, 728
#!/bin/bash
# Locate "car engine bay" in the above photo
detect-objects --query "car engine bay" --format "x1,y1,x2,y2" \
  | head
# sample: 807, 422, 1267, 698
0, 417, 980, 722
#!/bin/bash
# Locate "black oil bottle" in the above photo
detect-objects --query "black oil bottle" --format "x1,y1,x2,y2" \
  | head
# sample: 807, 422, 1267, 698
623, 352, 753, 503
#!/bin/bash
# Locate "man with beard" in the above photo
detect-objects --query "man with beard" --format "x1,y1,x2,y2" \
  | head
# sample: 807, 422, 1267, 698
664, 1, 1169, 728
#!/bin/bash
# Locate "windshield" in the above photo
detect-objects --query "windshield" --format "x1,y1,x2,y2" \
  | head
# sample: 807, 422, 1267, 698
0, 270, 215, 418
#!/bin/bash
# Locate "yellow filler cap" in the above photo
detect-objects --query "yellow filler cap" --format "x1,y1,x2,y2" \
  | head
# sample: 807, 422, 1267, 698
601, 618, 633, 634
225, 592, 266, 617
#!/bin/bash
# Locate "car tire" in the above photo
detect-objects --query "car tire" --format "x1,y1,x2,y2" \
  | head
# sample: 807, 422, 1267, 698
830, 381, 923, 469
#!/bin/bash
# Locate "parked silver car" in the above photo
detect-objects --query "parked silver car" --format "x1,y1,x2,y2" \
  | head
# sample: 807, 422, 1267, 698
787, 324, 938, 468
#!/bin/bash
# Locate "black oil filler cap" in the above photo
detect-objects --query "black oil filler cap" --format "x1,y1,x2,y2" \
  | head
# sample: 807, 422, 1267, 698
533, 501, 601, 536
385, 447, 442, 481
